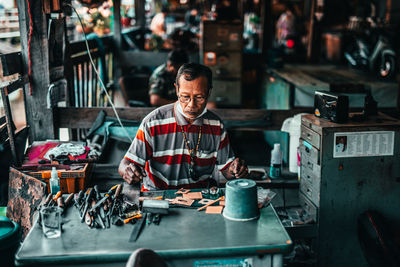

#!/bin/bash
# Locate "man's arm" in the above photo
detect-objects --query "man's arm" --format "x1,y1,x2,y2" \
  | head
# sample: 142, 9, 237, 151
221, 158, 248, 180
150, 94, 175, 106
119, 158, 146, 184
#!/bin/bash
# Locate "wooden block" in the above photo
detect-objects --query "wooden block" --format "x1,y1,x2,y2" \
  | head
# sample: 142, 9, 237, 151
175, 188, 190, 194
205, 206, 224, 214
172, 197, 194, 206
182, 192, 202, 200
219, 200, 225, 206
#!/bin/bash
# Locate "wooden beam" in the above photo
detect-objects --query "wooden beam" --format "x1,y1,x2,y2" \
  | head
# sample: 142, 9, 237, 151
53, 107, 312, 130
18, 0, 54, 141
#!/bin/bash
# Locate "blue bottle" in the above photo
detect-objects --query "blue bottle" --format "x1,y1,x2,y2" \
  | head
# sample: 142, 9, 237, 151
50, 167, 60, 194
269, 144, 282, 178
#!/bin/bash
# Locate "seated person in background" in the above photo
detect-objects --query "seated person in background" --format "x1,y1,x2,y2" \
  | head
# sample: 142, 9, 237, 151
119, 63, 248, 190
149, 49, 189, 107
184, 7, 201, 31
150, 6, 168, 37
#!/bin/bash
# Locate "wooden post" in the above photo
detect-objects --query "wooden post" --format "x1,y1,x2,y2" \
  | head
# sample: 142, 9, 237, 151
113, 0, 122, 102
306, 0, 315, 61
135, 0, 146, 28
17, 0, 55, 141
260, 0, 271, 56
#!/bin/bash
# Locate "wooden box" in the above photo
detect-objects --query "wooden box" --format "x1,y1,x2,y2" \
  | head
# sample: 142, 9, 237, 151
26, 163, 93, 193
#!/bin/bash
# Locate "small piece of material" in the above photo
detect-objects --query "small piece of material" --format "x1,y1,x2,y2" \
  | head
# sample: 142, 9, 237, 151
182, 192, 203, 200
205, 206, 224, 214
175, 188, 190, 194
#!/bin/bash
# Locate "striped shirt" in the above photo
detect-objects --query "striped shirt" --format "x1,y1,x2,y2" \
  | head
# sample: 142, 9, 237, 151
124, 102, 235, 190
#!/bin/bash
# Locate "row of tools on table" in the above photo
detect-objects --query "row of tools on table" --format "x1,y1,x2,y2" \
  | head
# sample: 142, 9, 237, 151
75, 184, 143, 228
38, 184, 169, 231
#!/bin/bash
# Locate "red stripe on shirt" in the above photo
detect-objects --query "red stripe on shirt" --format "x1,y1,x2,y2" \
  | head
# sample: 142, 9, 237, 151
153, 154, 216, 166
219, 136, 230, 150
149, 123, 221, 136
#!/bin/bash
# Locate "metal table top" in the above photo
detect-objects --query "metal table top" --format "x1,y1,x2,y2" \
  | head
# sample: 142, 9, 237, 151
16, 203, 292, 266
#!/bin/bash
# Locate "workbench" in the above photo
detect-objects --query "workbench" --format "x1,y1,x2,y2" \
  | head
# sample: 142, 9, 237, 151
15, 197, 293, 267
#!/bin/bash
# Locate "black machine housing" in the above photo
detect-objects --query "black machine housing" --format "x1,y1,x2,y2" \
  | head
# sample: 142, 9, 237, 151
314, 91, 349, 123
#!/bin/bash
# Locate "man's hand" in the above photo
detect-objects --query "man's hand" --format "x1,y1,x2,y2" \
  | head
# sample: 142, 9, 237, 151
224, 158, 248, 179
118, 158, 146, 185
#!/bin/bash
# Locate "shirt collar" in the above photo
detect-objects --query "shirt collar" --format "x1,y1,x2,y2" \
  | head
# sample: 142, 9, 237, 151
174, 102, 206, 126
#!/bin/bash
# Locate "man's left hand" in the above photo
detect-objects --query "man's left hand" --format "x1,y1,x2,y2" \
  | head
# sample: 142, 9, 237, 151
228, 158, 248, 179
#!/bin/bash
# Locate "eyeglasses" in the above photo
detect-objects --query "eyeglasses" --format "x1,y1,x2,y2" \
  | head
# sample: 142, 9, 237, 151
178, 95, 207, 104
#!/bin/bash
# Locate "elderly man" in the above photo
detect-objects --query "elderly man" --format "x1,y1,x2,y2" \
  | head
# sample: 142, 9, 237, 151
119, 63, 248, 190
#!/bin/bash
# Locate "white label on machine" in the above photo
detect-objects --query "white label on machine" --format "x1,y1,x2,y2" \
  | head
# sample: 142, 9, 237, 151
333, 131, 395, 158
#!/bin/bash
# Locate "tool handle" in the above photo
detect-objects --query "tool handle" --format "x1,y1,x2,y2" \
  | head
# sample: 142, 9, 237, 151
57, 196, 64, 209
53, 191, 62, 202
44, 193, 53, 206
197, 196, 224, 211
65, 193, 74, 207
124, 214, 142, 224
76, 190, 84, 202
105, 184, 118, 197
94, 185, 101, 200
114, 184, 123, 199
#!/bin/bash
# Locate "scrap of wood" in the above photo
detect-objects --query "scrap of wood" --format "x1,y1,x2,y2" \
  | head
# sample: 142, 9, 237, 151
197, 196, 224, 211
171, 197, 194, 206
219, 200, 225, 206
205, 206, 224, 214
175, 188, 190, 194
182, 192, 202, 200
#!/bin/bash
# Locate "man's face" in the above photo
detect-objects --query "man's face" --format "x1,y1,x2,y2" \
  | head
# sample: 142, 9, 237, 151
175, 75, 209, 119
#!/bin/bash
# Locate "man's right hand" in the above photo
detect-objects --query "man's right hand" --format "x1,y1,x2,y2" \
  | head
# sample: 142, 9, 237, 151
119, 158, 147, 185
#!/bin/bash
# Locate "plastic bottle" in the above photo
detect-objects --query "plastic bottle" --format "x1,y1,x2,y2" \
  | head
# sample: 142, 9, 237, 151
50, 167, 60, 194
269, 143, 282, 178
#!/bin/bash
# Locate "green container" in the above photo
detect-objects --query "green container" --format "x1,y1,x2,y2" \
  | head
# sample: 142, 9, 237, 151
223, 179, 259, 221
0, 216, 21, 267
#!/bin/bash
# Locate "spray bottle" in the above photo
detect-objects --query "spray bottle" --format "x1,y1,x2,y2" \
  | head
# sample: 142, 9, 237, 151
50, 167, 60, 194
269, 143, 282, 178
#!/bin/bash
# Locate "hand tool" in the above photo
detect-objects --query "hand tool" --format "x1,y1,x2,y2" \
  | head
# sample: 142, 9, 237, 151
142, 199, 169, 215
89, 184, 118, 213
81, 188, 94, 222
93, 185, 101, 200
129, 213, 147, 242
57, 195, 64, 210
124, 214, 142, 224
44, 193, 53, 206
142, 199, 169, 226
64, 193, 74, 207
53, 191, 62, 202
57, 193, 74, 215
108, 184, 122, 222
197, 196, 224, 211
74, 190, 84, 209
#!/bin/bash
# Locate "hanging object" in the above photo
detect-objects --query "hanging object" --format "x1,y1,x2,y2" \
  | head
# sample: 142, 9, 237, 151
77, 0, 106, 8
